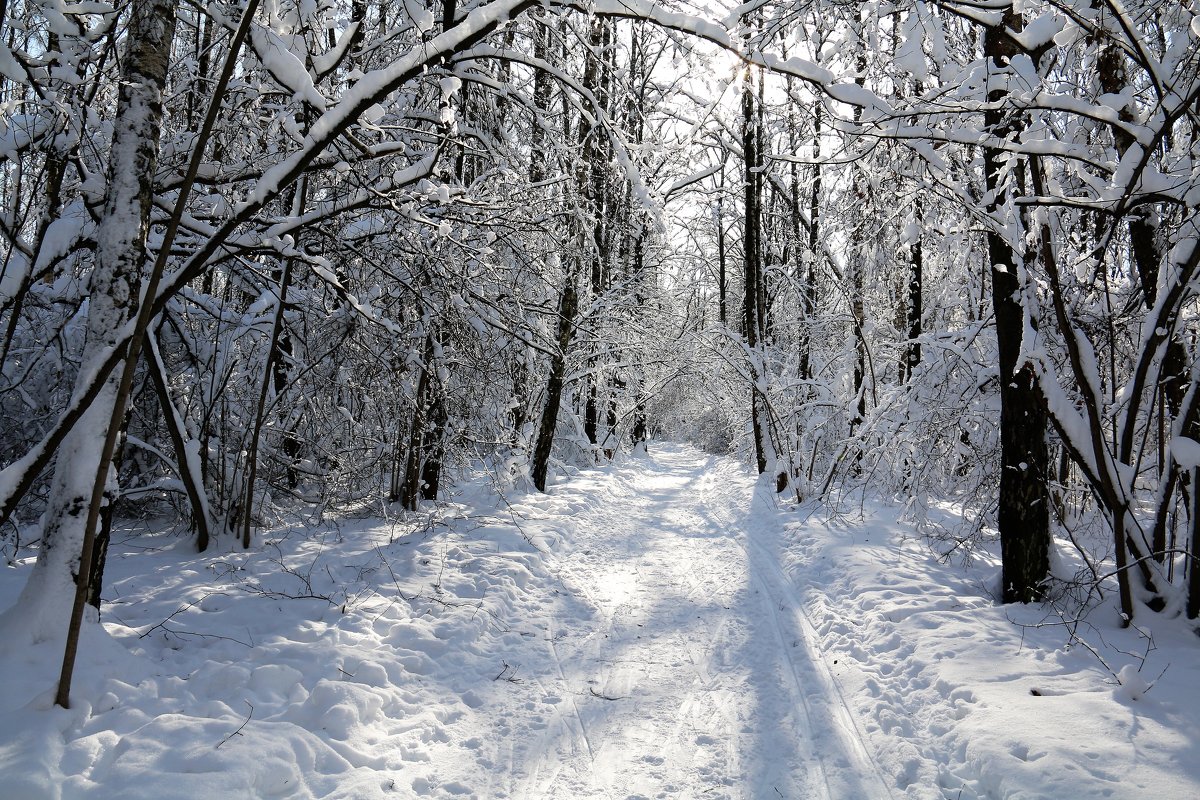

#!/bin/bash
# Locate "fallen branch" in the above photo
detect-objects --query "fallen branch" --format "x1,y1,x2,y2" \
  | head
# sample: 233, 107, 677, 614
216, 701, 254, 749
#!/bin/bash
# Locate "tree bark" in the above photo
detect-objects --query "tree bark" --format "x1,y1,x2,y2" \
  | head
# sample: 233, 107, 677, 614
801, 104, 821, 384
984, 9, 1050, 604
11, 0, 176, 638
420, 385, 447, 501
531, 280, 578, 492
742, 58, 768, 477
904, 197, 923, 383
145, 332, 212, 551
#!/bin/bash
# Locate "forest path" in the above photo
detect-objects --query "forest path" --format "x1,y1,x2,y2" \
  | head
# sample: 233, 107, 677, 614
503, 443, 891, 800
3, 445, 1196, 800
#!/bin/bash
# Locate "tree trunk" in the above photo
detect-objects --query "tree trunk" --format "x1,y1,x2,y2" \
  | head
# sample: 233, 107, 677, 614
510, 351, 531, 444
904, 197, 923, 383
1189, 471, 1200, 619
241, 257, 294, 547
9, 0, 177, 641
1097, 38, 1188, 565
146, 331, 212, 551
580, 16, 614, 457
849, 20, 868, 433
604, 376, 623, 458
419, 399, 446, 501
531, 280, 578, 492
400, 335, 437, 511
584, 379, 600, 448
272, 324, 301, 490
716, 160, 728, 326
984, 9, 1050, 604
742, 58, 768, 477
420, 344, 447, 501
801, 104, 821, 383
1, 0, 175, 714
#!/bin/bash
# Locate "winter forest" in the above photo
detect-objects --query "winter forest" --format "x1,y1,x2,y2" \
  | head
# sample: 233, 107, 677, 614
1, 0, 1200, 797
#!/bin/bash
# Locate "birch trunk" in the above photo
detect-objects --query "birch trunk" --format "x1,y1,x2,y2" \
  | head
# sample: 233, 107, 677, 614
9, 0, 176, 637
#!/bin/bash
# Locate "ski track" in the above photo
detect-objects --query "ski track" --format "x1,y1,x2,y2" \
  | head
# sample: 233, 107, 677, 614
501, 444, 889, 800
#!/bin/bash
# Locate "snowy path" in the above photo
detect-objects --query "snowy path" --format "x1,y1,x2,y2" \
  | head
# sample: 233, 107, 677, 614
4, 443, 1198, 800
500, 444, 890, 799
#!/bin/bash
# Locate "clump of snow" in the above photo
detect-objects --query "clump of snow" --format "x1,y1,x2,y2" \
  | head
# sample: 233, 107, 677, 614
895, 10, 929, 83
406, 0, 435, 34
1171, 436, 1200, 470
439, 76, 462, 101
1115, 663, 1152, 702
359, 103, 385, 125
249, 24, 327, 112
1012, 12, 1065, 52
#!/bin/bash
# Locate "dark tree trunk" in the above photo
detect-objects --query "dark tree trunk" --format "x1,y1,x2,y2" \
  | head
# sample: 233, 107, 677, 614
531, 283, 578, 492
146, 331, 212, 550
580, 16, 615, 457
716, 161, 728, 326
801, 104, 821, 383
1097, 40, 1189, 564
529, 22, 551, 185
604, 375, 623, 458
420, 382, 447, 501
984, 10, 1050, 604
904, 198, 923, 383
87, 431, 127, 610
242, 257, 294, 547
1189, 480, 1200, 619
400, 335, 436, 511
272, 326, 301, 490
584, 379, 600, 447
242, 179, 306, 547
849, 23, 868, 433
510, 355, 530, 443
742, 58, 768, 477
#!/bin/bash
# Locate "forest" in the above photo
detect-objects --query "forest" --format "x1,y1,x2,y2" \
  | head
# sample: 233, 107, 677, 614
1, 0, 1199, 797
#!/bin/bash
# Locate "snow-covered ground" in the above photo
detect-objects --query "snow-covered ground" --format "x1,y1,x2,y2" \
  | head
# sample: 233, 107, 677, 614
0, 444, 1197, 799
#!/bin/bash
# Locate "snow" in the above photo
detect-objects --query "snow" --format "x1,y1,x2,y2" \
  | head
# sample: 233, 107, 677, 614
1170, 436, 1200, 470
249, 23, 328, 111
2, 444, 1199, 798
895, 11, 930, 84
1011, 13, 1065, 53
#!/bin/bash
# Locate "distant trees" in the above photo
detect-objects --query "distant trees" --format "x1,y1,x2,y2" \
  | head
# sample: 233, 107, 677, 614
618, 0, 1200, 617
1, 0, 683, 623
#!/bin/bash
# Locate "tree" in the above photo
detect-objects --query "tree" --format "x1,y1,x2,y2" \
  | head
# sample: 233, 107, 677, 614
981, 7, 1051, 604
8, 0, 180, 710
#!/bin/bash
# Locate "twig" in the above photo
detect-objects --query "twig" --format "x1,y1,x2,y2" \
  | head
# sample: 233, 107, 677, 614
157, 628, 253, 648
215, 701, 254, 749
494, 662, 522, 683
